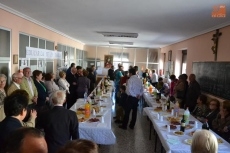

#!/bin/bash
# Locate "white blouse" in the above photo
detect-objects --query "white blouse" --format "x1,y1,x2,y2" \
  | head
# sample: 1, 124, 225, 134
58, 78, 70, 93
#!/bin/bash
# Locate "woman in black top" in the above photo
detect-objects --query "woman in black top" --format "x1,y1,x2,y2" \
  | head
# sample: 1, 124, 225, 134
197, 99, 220, 130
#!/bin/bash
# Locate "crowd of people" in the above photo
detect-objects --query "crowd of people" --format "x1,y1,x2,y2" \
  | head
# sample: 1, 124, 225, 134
0, 63, 98, 153
110, 65, 230, 143
0, 61, 230, 153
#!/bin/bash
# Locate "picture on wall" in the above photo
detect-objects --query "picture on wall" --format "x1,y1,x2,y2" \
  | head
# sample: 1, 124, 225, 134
104, 55, 113, 68
168, 50, 172, 61
20, 58, 28, 67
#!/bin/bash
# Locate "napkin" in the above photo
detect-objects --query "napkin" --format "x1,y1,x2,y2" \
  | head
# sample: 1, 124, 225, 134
167, 139, 180, 145
166, 135, 180, 145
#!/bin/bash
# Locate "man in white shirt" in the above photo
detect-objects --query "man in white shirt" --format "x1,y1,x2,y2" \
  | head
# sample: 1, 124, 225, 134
7, 72, 23, 96
119, 68, 143, 130
151, 69, 158, 87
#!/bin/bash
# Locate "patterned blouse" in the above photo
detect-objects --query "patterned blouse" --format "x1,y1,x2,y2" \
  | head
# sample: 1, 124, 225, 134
0, 90, 6, 105
192, 104, 208, 118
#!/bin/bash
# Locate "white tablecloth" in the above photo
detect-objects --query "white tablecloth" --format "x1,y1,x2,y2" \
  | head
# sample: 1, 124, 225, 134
70, 83, 116, 145
144, 107, 230, 153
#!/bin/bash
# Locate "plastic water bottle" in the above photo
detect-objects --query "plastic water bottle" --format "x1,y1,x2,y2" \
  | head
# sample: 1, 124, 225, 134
84, 91, 87, 103
174, 101, 179, 117
184, 107, 190, 124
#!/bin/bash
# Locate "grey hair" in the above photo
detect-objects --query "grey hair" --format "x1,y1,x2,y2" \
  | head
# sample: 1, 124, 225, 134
52, 90, 66, 105
12, 72, 22, 79
0, 74, 7, 80
191, 130, 218, 153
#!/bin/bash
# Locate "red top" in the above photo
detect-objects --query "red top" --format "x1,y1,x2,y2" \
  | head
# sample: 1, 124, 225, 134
120, 76, 129, 86
170, 79, 178, 96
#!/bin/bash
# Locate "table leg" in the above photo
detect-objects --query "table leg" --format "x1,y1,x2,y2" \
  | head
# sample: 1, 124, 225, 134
154, 133, 158, 152
149, 121, 152, 140
161, 144, 163, 153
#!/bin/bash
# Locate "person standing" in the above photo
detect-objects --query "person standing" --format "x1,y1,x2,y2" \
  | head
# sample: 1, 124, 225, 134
87, 66, 96, 93
119, 68, 143, 130
37, 90, 79, 153
33, 70, 50, 115
0, 74, 7, 122
108, 66, 115, 80
66, 63, 75, 76
185, 74, 201, 112
0, 92, 29, 150
20, 67, 38, 106
76, 69, 90, 98
66, 67, 77, 109
20, 67, 38, 121
151, 69, 158, 87
7, 72, 23, 96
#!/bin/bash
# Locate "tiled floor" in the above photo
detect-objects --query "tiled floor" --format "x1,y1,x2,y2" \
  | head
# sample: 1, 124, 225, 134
98, 105, 160, 153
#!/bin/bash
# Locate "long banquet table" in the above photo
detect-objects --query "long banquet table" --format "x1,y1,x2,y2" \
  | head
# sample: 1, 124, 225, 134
142, 90, 230, 153
69, 81, 116, 145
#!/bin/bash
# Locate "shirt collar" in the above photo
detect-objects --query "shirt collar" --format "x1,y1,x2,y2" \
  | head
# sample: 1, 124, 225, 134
13, 82, 20, 89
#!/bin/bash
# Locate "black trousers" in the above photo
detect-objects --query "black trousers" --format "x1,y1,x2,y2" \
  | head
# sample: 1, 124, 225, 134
122, 96, 139, 128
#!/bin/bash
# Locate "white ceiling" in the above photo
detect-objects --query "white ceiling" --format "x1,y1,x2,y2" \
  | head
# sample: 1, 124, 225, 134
0, 0, 230, 48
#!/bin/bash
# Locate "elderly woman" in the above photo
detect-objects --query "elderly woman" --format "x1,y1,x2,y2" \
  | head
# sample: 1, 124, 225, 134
44, 73, 60, 96
0, 74, 7, 121
191, 130, 218, 153
197, 99, 220, 130
174, 74, 187, 108
212, 100, 230, 141
58, 71, 70, 94
76, 69, 90, 98
33, 70, 49, 114
192, 94, 208, 118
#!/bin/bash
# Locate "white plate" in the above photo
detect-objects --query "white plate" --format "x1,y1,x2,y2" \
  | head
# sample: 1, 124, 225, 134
184, 139, 192, 145
173, 131, 184, 136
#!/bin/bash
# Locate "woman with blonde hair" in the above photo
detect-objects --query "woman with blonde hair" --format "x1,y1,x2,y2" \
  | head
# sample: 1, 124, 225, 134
58, 71, 70, 94
191, 130, 218, 153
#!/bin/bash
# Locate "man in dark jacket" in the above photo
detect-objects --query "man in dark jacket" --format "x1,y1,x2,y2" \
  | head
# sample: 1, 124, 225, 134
108, 66, 115, 80
37, 90, 79, 153
185, 74, 201, 112
0, 91, 29, 151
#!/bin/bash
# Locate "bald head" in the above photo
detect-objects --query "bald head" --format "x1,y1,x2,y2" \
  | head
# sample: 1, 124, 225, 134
12, 72, 23, 84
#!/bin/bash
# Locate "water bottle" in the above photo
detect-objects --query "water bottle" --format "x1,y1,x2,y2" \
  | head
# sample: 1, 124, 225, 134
202, 119, 209, 130
184, 107, 190, 124
174, 101, 179, 117
84, 91, 87, 103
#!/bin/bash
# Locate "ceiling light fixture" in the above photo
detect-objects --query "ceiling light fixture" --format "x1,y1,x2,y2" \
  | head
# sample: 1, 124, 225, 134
97, 32, 138, 38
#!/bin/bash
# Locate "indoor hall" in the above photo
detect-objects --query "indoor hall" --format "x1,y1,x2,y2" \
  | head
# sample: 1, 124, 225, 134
0, 0, 230, 153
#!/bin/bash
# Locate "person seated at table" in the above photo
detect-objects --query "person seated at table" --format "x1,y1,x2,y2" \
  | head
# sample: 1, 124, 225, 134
159, 78, 170, 97
36, 90, 79, 153
191, 130, 218, 153
115, 85, 128, 123
156, 77, 163, 91
212, 100, 230, 141
57, 139, 98, 153
192, 94, 208, 118
197, 99, 220, 130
